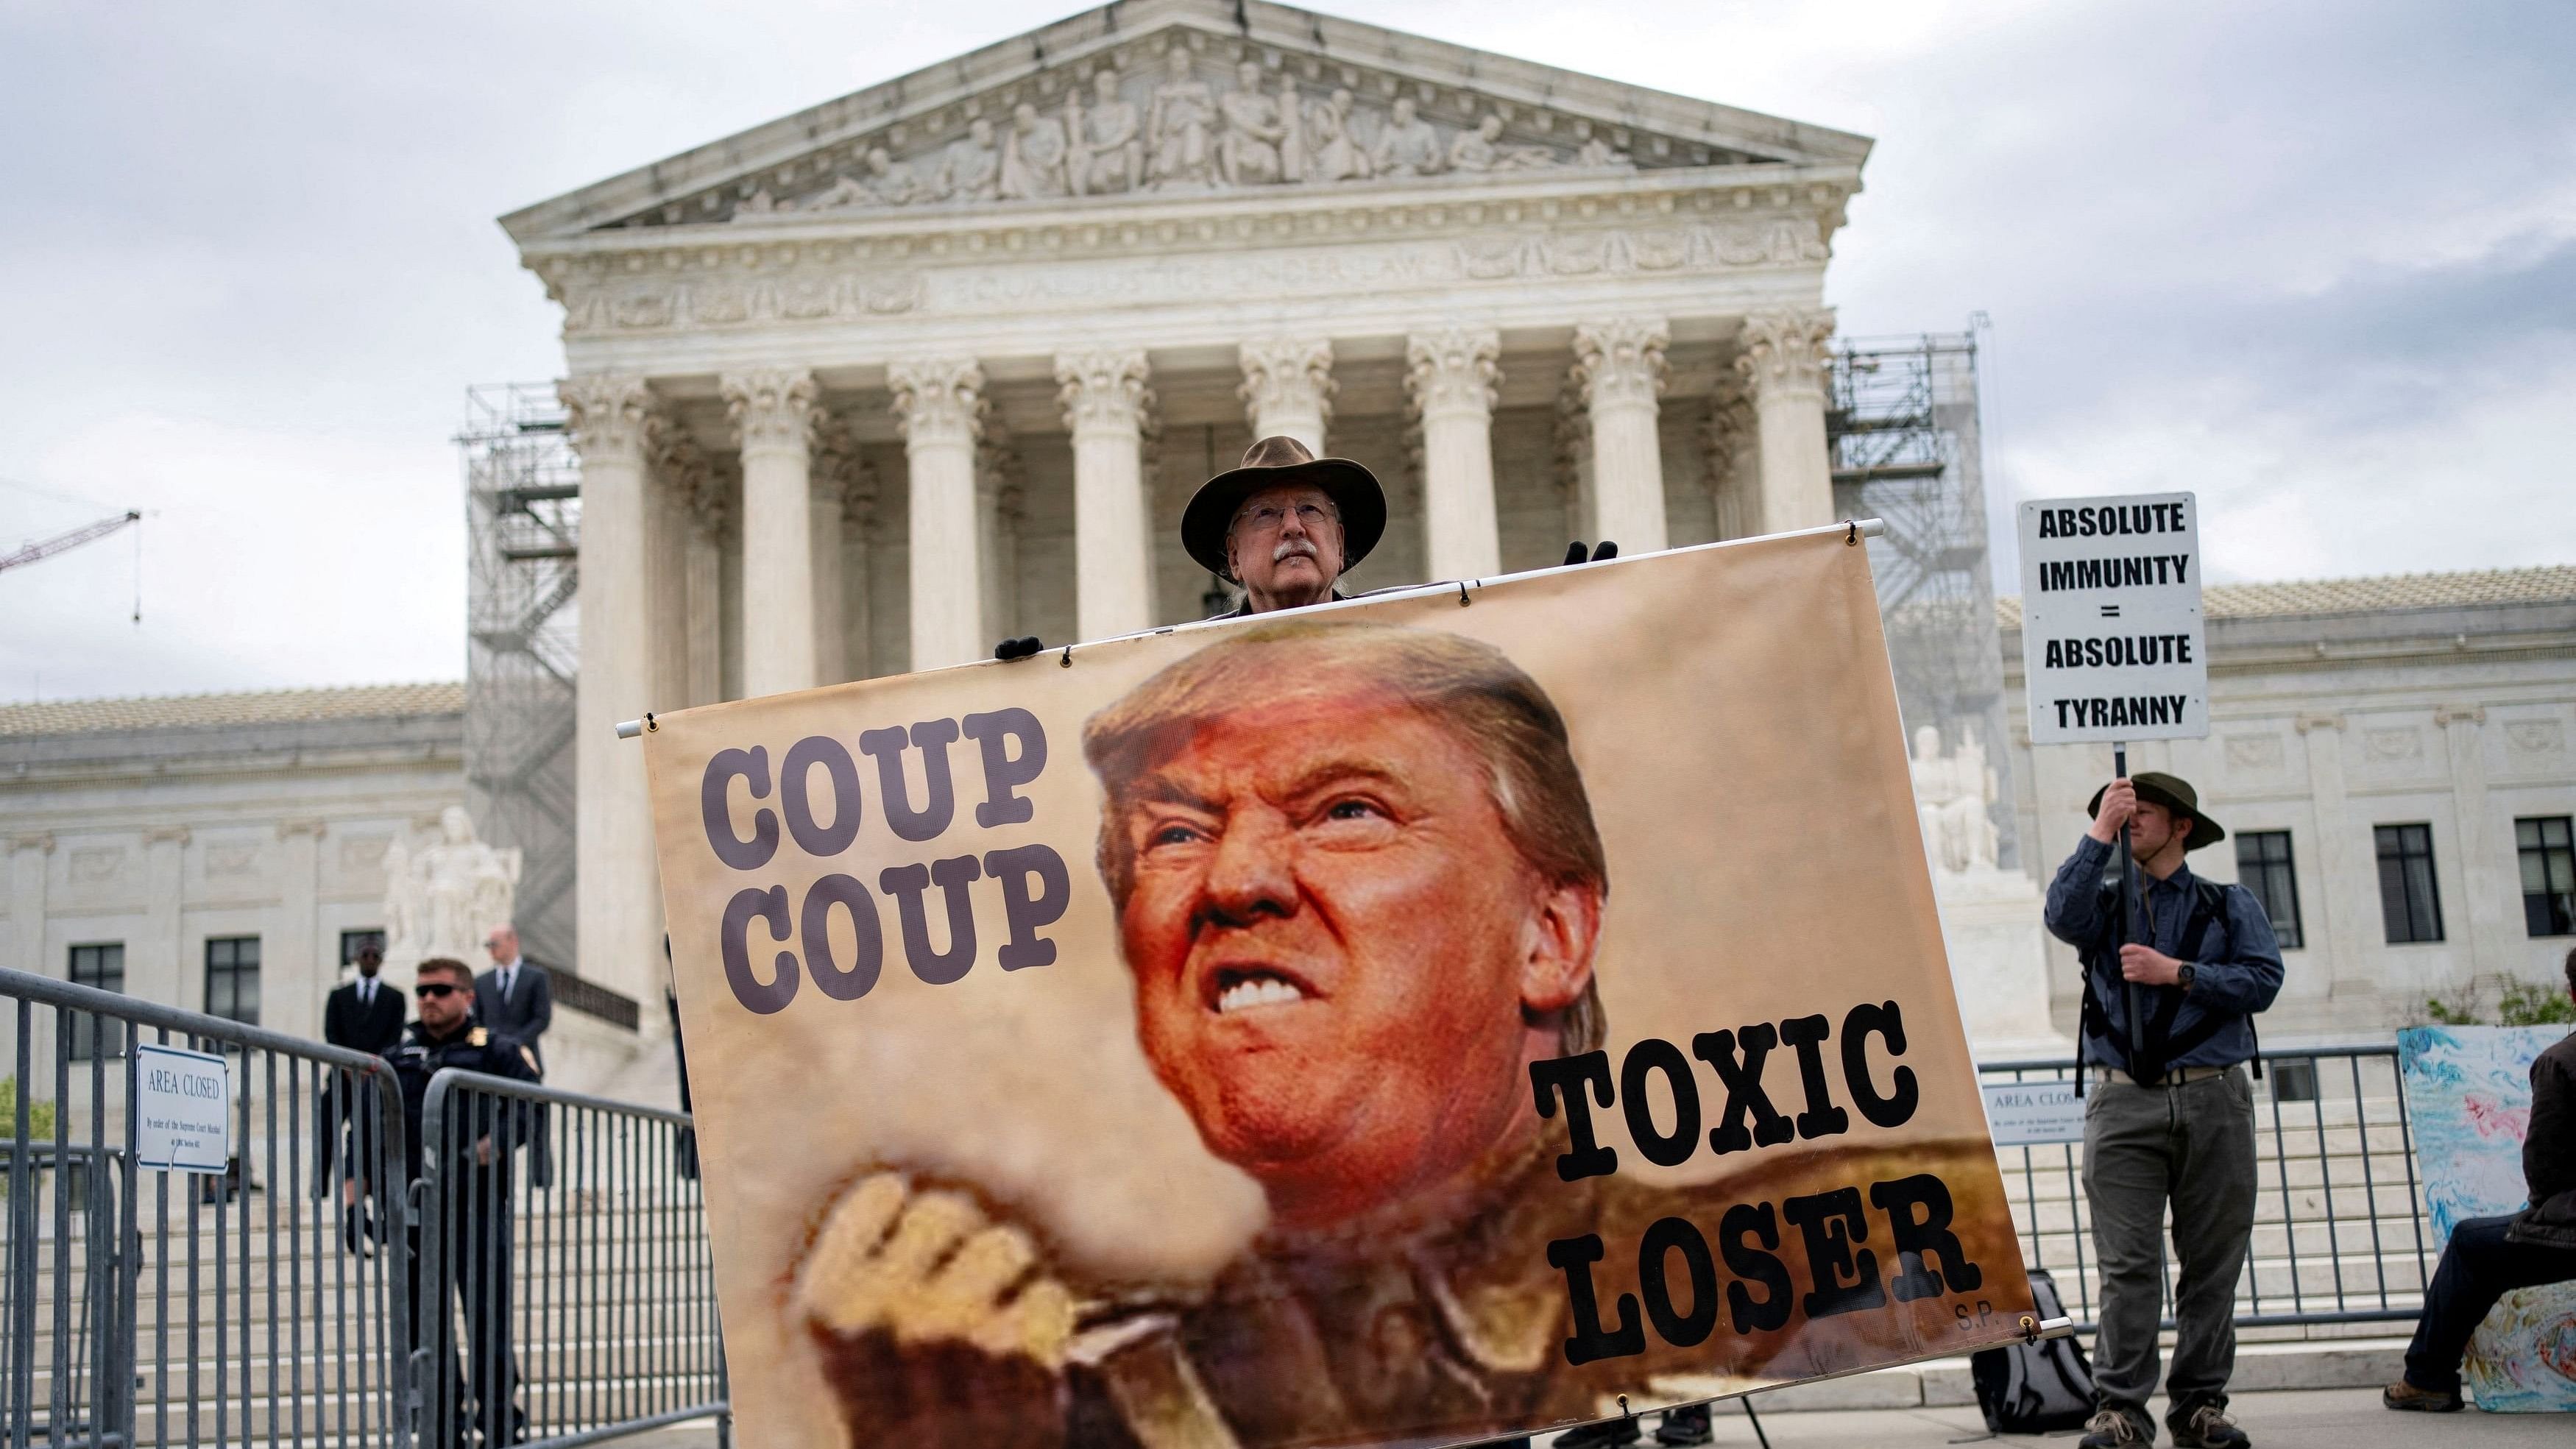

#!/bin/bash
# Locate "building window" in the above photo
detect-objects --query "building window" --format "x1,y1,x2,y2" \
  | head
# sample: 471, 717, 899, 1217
2520, 816, 2576, 938
339, 928, 386, 966
2375, 824, 2445, 945
66, 943, 126, 1061
203, 936, 261, 1029
2234, 830, 2304, 950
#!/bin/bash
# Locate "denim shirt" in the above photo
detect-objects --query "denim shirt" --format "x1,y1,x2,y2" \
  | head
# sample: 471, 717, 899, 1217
2043, 834, 2285, 1071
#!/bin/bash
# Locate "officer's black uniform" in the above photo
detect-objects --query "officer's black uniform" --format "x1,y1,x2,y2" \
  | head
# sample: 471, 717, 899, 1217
381, 1018, 538, 1448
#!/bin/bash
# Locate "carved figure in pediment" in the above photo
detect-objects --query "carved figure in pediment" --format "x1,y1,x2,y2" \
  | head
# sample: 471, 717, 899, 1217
1451, 113, 1557, 172
863, 147, 921, 207
933, 118, 1001, 203
1067, 68, 1142, 196
735, 186, 778, 217
802, 170, 874, 213
1577, 134, 1632, 169
1275, 74, 1309, 183
1214, 60, 1287, 187
1147, 44, 1217, 189
1306, 88, 1373, 183
1370, 97, 1445, 177
999, 102, 1070, 200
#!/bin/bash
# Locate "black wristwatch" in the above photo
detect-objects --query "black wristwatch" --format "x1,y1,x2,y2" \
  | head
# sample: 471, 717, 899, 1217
2177, 963, 2198, 991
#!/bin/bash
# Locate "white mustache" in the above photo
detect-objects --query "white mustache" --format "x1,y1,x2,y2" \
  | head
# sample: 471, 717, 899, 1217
1272, 537, 1317, 563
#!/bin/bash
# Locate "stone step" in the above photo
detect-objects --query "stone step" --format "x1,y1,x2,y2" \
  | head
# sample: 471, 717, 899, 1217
1655, 1334, 2410, 1414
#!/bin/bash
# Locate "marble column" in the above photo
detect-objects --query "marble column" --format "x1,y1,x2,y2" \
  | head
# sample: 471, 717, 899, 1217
1406, 328, 1504, 580
4, 834, 49, 1072
838, 457, 879, 681
723, 368, 822, 698
7, 833, 52, 981
1238, 339, 1334, 453
1571, 318, 1671, 553
561, 374, 663, 1007
977, 422, 1023, 642
275, 818, 325, 1043
2296, 713, 2371, 993
2435, 705, 2502, 974
1736, 308, 1839, 535
810, 414, 863, 685
673, 452, 729, 706
1702, 377, 1757, 541
1056, 348, 1156, 640
648, 431, 709, 706
140, 826, 188, 1010
888, 358, 988, 671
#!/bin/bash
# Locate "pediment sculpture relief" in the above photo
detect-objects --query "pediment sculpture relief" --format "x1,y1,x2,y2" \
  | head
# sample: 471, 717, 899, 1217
721, 43, 1653, 224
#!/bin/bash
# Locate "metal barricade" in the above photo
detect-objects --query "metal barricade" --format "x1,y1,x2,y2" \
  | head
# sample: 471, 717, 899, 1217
0, 965, 411, 1448
418, 1069, 726, 1449
1979, 1045, 2433, 1332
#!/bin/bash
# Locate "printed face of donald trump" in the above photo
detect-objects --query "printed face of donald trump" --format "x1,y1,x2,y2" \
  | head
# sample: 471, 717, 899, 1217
1084, 623, 1607, 1229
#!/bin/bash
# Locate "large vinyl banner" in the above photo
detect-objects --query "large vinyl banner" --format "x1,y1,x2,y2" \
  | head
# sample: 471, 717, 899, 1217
644, 528, 2038, 1448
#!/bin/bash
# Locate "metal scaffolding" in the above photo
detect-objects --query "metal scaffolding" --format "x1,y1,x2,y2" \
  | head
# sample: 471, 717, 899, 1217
458, 383, 582, 968
1827, 332, 2023, 868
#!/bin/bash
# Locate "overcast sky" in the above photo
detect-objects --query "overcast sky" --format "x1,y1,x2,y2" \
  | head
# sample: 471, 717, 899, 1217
3, 0, 2569, 702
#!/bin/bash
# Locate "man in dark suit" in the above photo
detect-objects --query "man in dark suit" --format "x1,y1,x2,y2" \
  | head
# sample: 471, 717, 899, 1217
477, 924, 553, 1187
326, 940, 408, 1053
475, 925, 552, 1073
320, 939, 406, 1196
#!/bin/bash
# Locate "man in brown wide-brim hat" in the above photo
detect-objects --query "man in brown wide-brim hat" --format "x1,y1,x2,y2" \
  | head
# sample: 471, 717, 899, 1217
2044, 769, 2282, 1449
1181, 434, 1387, 617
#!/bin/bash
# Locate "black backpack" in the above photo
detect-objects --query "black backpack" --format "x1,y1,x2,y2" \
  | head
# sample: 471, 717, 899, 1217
1970, 1270, 2095, 1434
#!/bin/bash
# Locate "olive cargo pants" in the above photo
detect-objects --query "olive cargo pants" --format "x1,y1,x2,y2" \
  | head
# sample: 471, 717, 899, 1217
2081, 1067, 2258, 1423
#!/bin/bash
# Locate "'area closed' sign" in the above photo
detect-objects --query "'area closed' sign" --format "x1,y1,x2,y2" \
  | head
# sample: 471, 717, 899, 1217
2017, 492, 2209, 745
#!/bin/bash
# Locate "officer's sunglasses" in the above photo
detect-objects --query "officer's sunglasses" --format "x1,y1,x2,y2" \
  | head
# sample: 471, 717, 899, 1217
414, 983, 462, 1000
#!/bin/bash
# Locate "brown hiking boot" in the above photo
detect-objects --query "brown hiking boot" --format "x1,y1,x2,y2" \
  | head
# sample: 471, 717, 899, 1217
2382, 1378, 2463, 1412
2078, 1407, 2154, 1448
2167, 1401, 2249, 1449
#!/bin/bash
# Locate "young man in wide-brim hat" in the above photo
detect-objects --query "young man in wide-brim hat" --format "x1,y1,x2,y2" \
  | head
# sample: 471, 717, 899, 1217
2044, 770, 2283, 1449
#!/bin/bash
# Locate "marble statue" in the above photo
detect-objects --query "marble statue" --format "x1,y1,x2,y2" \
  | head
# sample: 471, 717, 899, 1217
1577, 134, 1632, 169
1215, 60, 1286, 187
1147, 44, 1217, 189
1275, 73, 1309, 183
1067, 67, 1142, 196
1305, 88, 1372, 183
863, 147, 921, 207
384, 805, 522, 968
1910, 724, 2002, 877
934, 119, 1002, 204
999, 102, 1069, 200
1451, 113, 1556, 172
1370, 96, 1445, 177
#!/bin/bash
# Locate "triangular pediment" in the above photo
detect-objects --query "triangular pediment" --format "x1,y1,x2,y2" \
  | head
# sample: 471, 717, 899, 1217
501, 0, 1870, 241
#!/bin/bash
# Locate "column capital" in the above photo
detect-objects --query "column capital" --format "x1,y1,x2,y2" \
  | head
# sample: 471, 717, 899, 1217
811, 413, 878, 527
1055, 349, 1155, 440
1404, 327, 1502, 421
2293, 712, 2346, 734
721, 368, 820, 458
1735, 308, 1838, 402
888, 358, 988, 449
7, 832, 54, 855
652, 430, 730, 536
558, 374, 661, 462
276, 818, 328, 840
1571, 318, 1670, 411
1237, 338, 1336, 434
1701, 375, 1755, 491
2433, 704, 2488, 729
144, 826, 191, 846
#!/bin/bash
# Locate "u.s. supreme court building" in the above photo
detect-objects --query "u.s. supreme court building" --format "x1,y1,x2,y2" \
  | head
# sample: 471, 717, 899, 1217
6, 1, 2571, 1098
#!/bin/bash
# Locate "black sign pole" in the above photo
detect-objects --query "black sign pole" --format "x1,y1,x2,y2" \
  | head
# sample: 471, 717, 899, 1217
2114, 743, 2145, 1076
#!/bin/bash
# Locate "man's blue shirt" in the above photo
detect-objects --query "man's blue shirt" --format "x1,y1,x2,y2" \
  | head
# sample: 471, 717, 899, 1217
2043, 834, 2285, 1071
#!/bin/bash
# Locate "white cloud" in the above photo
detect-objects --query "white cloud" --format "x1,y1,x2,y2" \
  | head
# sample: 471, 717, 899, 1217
1, 0, 2567, 701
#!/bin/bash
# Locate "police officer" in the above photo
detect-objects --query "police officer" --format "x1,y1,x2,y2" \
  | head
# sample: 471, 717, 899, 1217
378, 955, 539, 1448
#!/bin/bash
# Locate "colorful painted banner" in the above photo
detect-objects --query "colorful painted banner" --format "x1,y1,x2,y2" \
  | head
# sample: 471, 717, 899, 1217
644, 528, 2037, 1448
2397, 1025, 2576, 1411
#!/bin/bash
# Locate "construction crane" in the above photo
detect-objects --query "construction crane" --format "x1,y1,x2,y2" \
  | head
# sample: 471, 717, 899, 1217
1, 510, 142, 575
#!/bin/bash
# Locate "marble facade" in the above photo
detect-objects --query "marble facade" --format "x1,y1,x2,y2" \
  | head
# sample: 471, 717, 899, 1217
503, 0, 1867, 1006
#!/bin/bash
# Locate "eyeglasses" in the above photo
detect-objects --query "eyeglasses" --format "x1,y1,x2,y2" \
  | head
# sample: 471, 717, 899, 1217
414, 983, 461, 1000
1234, 502, 1337, 535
